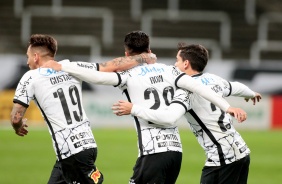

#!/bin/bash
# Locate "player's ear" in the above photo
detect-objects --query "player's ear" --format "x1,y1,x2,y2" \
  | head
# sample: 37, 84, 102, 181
148, 49, 152, 53
125, 51, 129, 56
34, 53, 41, 65
184, 60, 190, 69
34, 53, 38, 62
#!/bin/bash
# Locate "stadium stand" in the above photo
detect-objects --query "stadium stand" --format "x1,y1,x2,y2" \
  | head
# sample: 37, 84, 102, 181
0, 0, 281, 61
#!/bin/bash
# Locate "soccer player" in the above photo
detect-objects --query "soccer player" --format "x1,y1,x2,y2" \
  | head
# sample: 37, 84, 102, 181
10, 34, 156, 184
42, 31, 247, 183
112, 44, 262, 184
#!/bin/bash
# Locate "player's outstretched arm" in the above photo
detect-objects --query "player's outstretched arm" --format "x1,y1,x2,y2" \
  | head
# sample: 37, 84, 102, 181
10, 103, 29, 136
43, 60, 120, 85
99, 53, 157, 72
245, 92, 262, 105
112, 100, 185, 126
41, 53, 156, 72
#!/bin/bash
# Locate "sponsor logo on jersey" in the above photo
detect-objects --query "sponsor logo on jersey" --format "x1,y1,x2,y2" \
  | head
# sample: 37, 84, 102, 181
38, 68, 62, 76
90, 168, 101, 183
18, 76, 32, 96
172, 67, 181, 76
239, 145, 247, 153
211, 84, 223, 93
155, 133, 179, 141
158, 141, 182, 148
70, 131, 93, 142
138, 66, 165, 76
73, 138, 95, 148
201, 77, 215, 85
77, 63, 96, 69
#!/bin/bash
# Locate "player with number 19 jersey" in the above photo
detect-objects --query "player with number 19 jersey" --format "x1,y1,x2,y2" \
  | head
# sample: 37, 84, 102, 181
13, 60, 97, 161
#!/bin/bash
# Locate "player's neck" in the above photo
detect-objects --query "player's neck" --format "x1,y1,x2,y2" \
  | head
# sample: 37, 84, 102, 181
38, 57, 54, 67
186, 69, 199, 76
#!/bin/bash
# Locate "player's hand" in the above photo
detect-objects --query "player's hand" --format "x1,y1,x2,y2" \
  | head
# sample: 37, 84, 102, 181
14, 118, 29, 137
112, 100, 133, 116
140, 53, 157, 64
226, 107, 247, 123
41, 60, 62, 71
245, 92, 262, 105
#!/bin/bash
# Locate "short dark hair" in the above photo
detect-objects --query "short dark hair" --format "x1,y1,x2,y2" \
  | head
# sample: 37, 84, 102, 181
124, 31, 150, 55
29, 34, 57, 57
177, 43, 209, 72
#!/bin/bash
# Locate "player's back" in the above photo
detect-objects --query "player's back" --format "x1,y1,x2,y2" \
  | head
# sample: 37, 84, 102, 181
121, 63, 182, 119
30, 67, 88, 130
13, 62, 96, 160
184, 73, 250, 166
118, 63, 183, 156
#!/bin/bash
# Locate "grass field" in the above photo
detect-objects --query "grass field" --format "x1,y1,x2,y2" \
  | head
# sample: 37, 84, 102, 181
0, 128, 281, 184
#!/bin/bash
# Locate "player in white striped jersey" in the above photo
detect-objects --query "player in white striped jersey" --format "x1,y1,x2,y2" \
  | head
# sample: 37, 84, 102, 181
113, 44, 262, 184
42, 31, 247, 184
10, 34, 156, 184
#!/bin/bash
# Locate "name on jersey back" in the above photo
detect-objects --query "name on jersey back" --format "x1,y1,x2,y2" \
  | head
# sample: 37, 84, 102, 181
50, 74, 72, 85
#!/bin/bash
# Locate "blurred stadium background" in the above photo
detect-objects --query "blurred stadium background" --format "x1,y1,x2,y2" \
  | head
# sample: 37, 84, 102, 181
1, 0, 282, 129
0, 0, 282, 183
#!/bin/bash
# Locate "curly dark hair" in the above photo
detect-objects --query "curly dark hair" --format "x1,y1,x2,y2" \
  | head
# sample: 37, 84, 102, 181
124, 31, 150, 55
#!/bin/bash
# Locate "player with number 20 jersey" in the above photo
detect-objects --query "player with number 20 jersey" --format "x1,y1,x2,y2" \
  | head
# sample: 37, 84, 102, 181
118, 63, 183, 156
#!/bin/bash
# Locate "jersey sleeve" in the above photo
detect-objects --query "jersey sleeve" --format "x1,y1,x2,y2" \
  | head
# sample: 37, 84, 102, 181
176, 74, 230, 112
61, 61, 120, 86
229, 81, 256, 98
131, 102, 186, 126
171, 88, 193, 111
13, 71, 35, 108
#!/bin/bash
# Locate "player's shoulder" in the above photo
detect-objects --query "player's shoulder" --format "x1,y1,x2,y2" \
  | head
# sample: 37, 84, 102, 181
22, 69, 37, 79
58, 59, 71, 64
195, 72, 223, 80
198, 73, 229, 88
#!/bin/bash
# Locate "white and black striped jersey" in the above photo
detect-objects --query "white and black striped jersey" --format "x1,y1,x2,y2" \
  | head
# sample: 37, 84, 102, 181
60, 61, 233, 157
117, 63, 184, 156
131, 72, 255, 166
13, 60, 97, 160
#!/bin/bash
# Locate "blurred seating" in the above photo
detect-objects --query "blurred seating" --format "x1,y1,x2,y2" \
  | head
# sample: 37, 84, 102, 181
0, 0, 281, 62
250, 12, 282, 67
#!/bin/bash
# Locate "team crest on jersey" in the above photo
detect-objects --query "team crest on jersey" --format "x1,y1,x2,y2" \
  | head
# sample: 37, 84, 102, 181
89, 168, 102, 183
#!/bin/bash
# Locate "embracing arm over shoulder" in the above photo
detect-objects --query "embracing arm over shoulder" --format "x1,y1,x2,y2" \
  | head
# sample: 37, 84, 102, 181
62, 63, 120, 85
42, 53, 156, 85
176, 74, 230, 112
42, 53, 156, 72
99, 53, 156, 72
